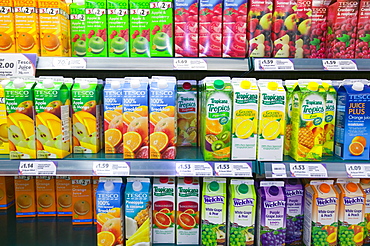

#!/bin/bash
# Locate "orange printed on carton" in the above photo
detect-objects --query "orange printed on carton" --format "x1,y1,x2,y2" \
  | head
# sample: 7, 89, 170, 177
14, 176, 36, 217
72, 176, 93, 224
36, 176, 56, 216
0, 0, 16, 53
56, 176, 72, 216
0, 176, 15, 209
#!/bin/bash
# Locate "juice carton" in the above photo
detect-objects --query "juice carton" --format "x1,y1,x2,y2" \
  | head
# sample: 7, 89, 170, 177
129, 0, 151, 57
290, 80, 326, 161
247, 0, 273, 57
103, 79, 124, 154
174, 0, 198, 57
14, 176, 36, 217
150, 0, 173, 57
294, 0, 312, 58
55, 176, 72, 216
96, 177, 125, 246
222, 0, 247, 58
0, 79, 9, 154
0, 0, 16, 53
122, 77, 149, 159
125, 177, 152, 246
257, 80, 286, 161
285, 179, 304, 245
36, 176, 56, 216
228, 179, 256, 246
34, 79, 71, 159
149, 76, 177, 159
71, 78, 102, 153
335, 82, 370, 160
336, 179, 366, 246
5, 78, 37, 159
303, 180, 339, 246
177, 80, 197, 147
72, 176, 93, 225
92, 176, 98, 224
283, 80, 298, 156
355, 0, 370, 58
256, 181, 286, 246
231, 78, 259, 160
85, 0, 107, 57
0, 177, 14, 209
152, 177, 175, 244
176, 177, 200, 245
360, 178, 370, 244
107, 0, 129, 57
322, 81, 337, 156
70, 0, 87, 57
201, 177, 227, 246
200, 77, 232, 161
13, 0, 40, 54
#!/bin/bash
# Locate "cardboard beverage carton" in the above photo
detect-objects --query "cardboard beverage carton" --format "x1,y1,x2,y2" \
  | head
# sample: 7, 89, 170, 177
0, 177, 14, 209
355, 0, 370, 58
36, 176, 56, 216
85, 0, 107, 57
322, 81, 337, 156
107, 0, 129, 57
283, 80, 298, 156
70, 0, 87, 57
0, 0, 16, 53
72, 176, 93, 225
129, 0, 151, 57
14, 176, 36, 217
360, 178, 370, 244
294, 0, 312, 58
285, 179, 304, 245
55, 176, 72, 216
92, 176, 98, 224
0, 79, 9, 154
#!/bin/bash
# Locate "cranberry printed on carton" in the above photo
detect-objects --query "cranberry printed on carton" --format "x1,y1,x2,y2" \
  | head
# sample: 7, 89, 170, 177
355, 0, 370, 59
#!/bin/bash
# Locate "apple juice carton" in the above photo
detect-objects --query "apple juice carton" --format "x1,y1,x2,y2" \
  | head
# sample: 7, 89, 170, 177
96, 177, 125, 246
152, 177, 175, 244
201, 177, 227, 246
14, 176, 36, 217
360, 179, 370, 244
0, 79, 9, 154
85, 0, 107, 57
55, 176, 72, 216
321, 81, 337, 156
125, 177, 152, 246
257, 80, 285, 161
256, 181, 286, 246
177, 80, 197, 147
149, 76, 177, 159
129, 0, 151, 57
231, 78, 259, 160
0, 0, 16, 53
294, 0, 312, 58
285, 179, 304, 245
174, 0, 198, 57
198, 0, 223, 57
0, 177, 14, 209
72, 176, 93, 225
334, 82, 370, 160
355, 0, 370, 58
107, 0, 129, 57
176, 177, 200, 245
228, 179, 256, 246
5, 78, 37, 159
35, 176, 56, 217
70, 0, 87, 57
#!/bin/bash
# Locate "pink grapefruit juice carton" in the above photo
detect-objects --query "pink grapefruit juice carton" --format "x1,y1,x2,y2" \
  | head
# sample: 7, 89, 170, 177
355, 0, 370, 58
36, 176, 56, 217
0, 176, 14, 209
0, 0, 16, 53
55, 176, 72, 216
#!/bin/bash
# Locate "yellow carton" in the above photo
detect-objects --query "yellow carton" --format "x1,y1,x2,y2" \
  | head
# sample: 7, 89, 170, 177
14, 176, 36, 217
0, 176, 14, 209
0, 0, 16, 52
72, 176, 93, 224
36, 176, 56, 216
56, 176, 72, 216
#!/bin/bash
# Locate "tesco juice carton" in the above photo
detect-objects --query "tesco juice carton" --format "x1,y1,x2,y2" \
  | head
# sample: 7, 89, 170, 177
285, 179, 304, 245
355, 0, 370, 58
72, 176, 93, 225
96, 177, 125, 246
231, 78, 259, 160
125, 177, 152, 246
70, 0, 87, 57
0, 0, 16, 53
152, 177, 175, 244
322, 81, 337, 156
201, 177, 227, 246
0, 177, 14, 209
149, 76, 177, 159
335, 82, 370, 160
14, 176, 36, 217
228, 179, 256, 246
129, 0, 151, 57
55, 176, 72, 216
294, 0, 312, 58
360, 178, 370, 244
107, 0, 129, 57
283, 80, 298, 156
85, 0, 107, 57
303, 180, 339, 246
0, 79, 9, 154
5, 78, 37, 159
176, 177, 200, 245
36, 176, 56, 217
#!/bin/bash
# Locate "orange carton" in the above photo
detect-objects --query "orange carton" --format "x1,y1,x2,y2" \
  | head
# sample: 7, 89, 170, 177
0, 176, 14, 209
72, 176, 93, 225
36, 176, 56, 216
92, 176, 98, 224
14, 176, 36, 217
55, 176, 72, 216
0, 0, 16, 52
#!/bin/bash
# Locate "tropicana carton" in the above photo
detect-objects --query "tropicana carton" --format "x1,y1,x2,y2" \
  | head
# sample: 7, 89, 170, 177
14, 176, 36, 217
36, 176, 56, 217
0, 0, 16, 52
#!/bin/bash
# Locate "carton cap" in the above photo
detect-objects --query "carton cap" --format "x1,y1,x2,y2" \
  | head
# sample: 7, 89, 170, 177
307, 82, 319, 91
80, 80, 89, 89
111, 80, 120, 89
74, 0, 84, 5
287, 179, 298, 185
43, 79, 54, 89
158, 79, 168, 89
214, 80, 224, 90
346, 182, 358, 192
322, 82, 329, 90
238, 183, 249, 194
267, 81, 278, 91
132, 181, 142, 191
240, 80, 251, 89
352, 82, 364, 91
319, 183, 331, 193
159, 177, 168, 183
184, 177, 193, 184
1, 79, 10, 88
13, 79, 25, 88
209, 181, 219, 192
182, 82, 191, 90
361, 178, 370, 184
130, 80, 141, 89
104, 181, 114, 191
268, 186, 279, 196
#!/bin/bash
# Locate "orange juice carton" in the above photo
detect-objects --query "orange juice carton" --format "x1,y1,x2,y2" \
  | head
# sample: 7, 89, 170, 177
321, 80, 337, 156
13, 0, 40, 54
85, 0, 107, 57
72, 176, 93, 225
36, 176, 56, 216
70, 0, 86, 57
0, 79, 9, 154
0, 177, 14, 209
122, 77, 149, 159
360, 178, 370, 244
107, 0, 129, 57
103, 78, 124, 154
92, 176, 98, 224
55, 176, 72, 216
14, 176, 36, 217
5, 78, 37, 159
0, 0, 16, 53
177, 80, 198, 147
303, 180, 339, 246
96, 177, 125, 246
152, 177, 175, 244
176, 177, 200, 245
335, 179, 366, 246
149, 76, 177, 159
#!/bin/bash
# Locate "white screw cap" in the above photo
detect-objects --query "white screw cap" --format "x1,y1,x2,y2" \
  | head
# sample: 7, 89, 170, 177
352, 82, 364, 91
104, 181, 115, 192
132, 181, 142, 191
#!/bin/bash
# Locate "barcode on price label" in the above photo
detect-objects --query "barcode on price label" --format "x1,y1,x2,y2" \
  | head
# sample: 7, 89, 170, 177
176, 163, 213, 176
271, 163, 287, 178
254, 59, 294, 71
322, 60, 357, 70
173, 59, 207, 70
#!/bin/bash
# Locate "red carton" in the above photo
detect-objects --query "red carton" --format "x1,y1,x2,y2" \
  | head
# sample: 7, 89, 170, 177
355, 0, 370, 58
295, 0, 312, 58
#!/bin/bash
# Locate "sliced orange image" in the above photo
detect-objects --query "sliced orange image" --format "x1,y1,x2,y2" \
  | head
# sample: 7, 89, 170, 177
123, 132, 142, 152
114, 105, 123, 114
161, 106, 175, 117
42, 33, 60, 51
0, 32, 13, 51
122, 112, 141, 125
352, 136, 367, 148
17, 32, 35, 51
97, 213, 115, 225
97, 231, 115, 246
108, 208, 121, 218
124, 146, 135, 159
349, 142, 364, 156
206, 119, 223, 135
150, 132, 169, 152
134, 106, 148, 117
150, 146, 161, 159
105, 141, 115, 153
104, 110, 121, 122
105, 128, 122, 147
150, 112, 168, 125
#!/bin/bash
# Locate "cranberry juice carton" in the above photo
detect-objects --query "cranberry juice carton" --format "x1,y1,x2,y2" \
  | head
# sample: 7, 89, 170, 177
85, 0, 107, 57
36, 176, 56, 217
96, 177, 125, 246
55, 176, 72, 216
176, 177, 200, 245
72, 176, 93, 225
285, 179, 304, 245
107, 0, 129, 57
174, 0, 198, 57
294, 0, 312, 58
0, 0, 16, 53
355, 0, 370, 58
129, 0, 151, 57
70, 0, 87, 57
152, 177, 175, 244
14, 176, 36, 217
322, 81, 337, 156
199, 0, 223, 57
360, 178, 370, 244
0, 79, 9, 154
0, 177, 14, 209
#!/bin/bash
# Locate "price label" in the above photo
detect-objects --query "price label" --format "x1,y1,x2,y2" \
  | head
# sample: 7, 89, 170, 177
0, 54, 36, 77
19, 161, 57, 175
176, 162, 213, 176
93, 162, 130, 176
346, 164, 370, 178
290, 163, 327, 178
322, 60, 357, 70
173, 59, 207, 70
214, 162, 252, 177
254, 58, 294, 71
271, 163, 287, 178
53, 58, 87, 69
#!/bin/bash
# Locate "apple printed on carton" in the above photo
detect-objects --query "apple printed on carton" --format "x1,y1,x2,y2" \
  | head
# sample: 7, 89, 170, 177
107, 0, 129, 57
70, 3, 87, 57
129, 0, 151, 57
294, 0, 312, 58
355, 0, 370, 58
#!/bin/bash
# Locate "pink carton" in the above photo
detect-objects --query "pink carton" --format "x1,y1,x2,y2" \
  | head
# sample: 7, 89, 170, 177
294, 0, 312, 58
355, 0, 370, 58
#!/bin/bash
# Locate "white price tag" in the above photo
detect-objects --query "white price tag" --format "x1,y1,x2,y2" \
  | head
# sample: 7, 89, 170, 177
271, 163, 287, 178
0, 54, 36, 77
214, 162, 253, 177
19, 162, 37, 175
322, 60, 357, 70
93, 162, 130, 176
52, 58, 87, 69
176, 162, 213, 176
18, 161, 57, 175
290, 163, 327, 178
173, 59, 207, 70
254, 58, 294, 71
346, 164, 370, 178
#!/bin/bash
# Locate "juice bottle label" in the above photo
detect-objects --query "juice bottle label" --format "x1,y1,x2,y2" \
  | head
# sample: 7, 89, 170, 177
0, 177, 14, 209
129, 0, 151, 57
85, 0, 107, 57
0, 0, 16, 53
70, 2, 87, 57
107, 0, 129, 57
36, 176, 56, 216
72, 176, 93, 224
56, 176, 72, 216
0, 82, 9, 154
14, 176, 36, 217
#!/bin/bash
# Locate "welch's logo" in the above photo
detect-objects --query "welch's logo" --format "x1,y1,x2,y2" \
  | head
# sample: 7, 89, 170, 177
204, 195, 224, 204
233, 198, 254, 207
286, 189, 304, 197
316, 197, 338, 206
263, 200, 286, 209
343, 196, 364, 206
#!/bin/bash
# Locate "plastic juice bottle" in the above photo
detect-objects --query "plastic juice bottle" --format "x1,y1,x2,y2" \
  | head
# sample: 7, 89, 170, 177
152, 177, 175, 244
107, 0, 129, 57
0, 79, 9, 154
96, 177, 125, 246
125, 177, 152, 246
0, 0, 16, 53
149, 76, 177, 159
71, 176, 93, 225
5, 78, 37, 159
228, 179, 256, 246
176, 177, 200, 245
85, 0, 107, 57
14, 176, 36, 217
257, 80, 286, 161
129, 0, 151, 57
122, 77, 149, 159
55, 176, 72, 216
283, 80, 298, 156
35, 176, 56, 216
303, 180, 339, 246
0, 177, 14, 209
256, 181, 286, 246
360, 178, 370, 244
231, 78, 259, 160
200, 77, 232, 161
70, 0, 86, 57
321, 80, 337, 156
201, 177, 227, 246
150, 0, 172, 57
285, 179, 304, 245
177, 80, 197, 147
